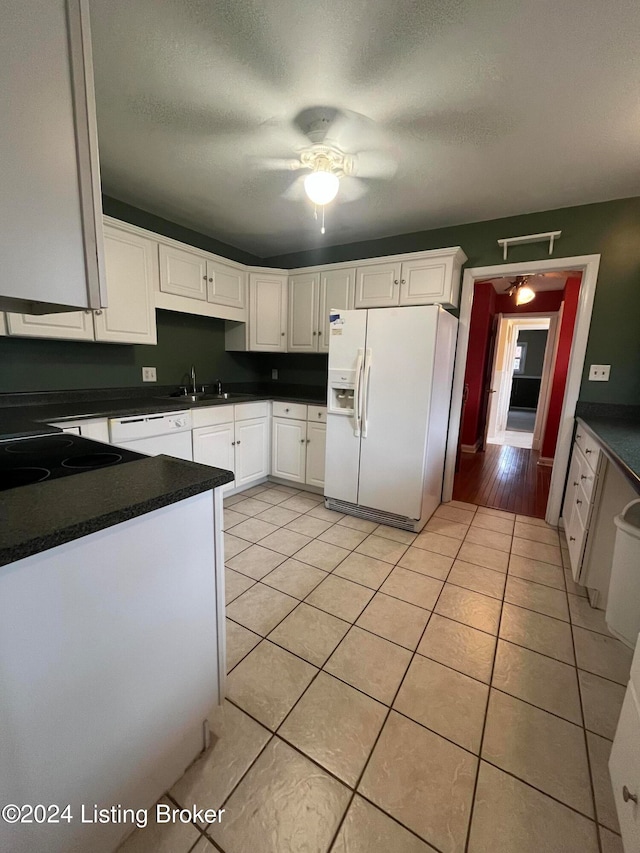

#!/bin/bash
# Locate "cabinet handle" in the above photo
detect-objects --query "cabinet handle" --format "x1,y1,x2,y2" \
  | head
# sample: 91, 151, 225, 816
231, 441, 236, 446
576, 499, 582, 506
623, 785, 638, 804
393, 279, 399, 285
573, 481, 578, 487
306, 438, 311, 443
580, 474, 587, 480
285, 408, 290, 413
401, 279, 406, 284
300, 438, 305, 443
281, 332, 285, 336
576, 433, 582, 439
203, 275, 207, 280
84, 310, 92, 314
318, 412, 322, 418
318, 330, 322, 336
569, 536, 576, 541
236, 440, 241, 445
95, 309, 102, 315
313, 331, 317, 336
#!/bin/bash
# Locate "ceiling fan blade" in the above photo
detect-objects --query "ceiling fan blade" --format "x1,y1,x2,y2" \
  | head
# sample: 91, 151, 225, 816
337, 176, 368, 202
250, 156, 304, 172
281, 175, 307, 201
351, 149, 397, 179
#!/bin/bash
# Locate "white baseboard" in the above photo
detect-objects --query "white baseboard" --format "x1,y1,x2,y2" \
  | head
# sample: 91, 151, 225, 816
461, 440, 481, 453
537, 456, 554, 467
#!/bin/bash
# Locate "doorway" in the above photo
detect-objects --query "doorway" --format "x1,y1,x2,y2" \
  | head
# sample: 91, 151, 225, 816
444, 256, 600, 523
486, 315, 557, 451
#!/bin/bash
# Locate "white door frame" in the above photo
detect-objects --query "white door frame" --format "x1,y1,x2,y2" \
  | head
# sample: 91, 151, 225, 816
443, 254, 600, 525
532, 314, 559, 451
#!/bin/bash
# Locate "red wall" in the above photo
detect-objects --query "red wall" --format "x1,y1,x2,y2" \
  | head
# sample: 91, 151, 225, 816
461, 282, 496, 446
541, 275, 582, 459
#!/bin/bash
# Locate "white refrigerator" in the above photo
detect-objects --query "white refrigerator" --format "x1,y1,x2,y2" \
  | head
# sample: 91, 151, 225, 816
325, 305, 458, 531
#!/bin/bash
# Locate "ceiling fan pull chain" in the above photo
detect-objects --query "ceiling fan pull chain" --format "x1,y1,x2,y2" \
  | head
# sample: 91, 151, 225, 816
321, 206, 326, 235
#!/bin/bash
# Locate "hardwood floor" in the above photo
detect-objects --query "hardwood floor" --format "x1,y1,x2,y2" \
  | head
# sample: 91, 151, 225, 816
453, 444, 552, 518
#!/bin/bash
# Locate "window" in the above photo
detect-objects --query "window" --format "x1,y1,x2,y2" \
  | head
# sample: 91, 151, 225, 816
513, 342, 527, 375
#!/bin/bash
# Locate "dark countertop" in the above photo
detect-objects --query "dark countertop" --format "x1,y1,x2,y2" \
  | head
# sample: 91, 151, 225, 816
575, 403, 640, 492
0, 455, 233, 568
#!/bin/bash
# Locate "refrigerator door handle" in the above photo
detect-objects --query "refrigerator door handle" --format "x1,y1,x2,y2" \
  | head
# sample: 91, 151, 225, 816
353, 348, 364, 437
361, 348, 372, 438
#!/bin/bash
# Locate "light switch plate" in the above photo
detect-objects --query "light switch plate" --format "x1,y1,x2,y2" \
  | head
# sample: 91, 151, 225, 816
589, 364, 610, 381
271, 368, 278, 380
142, 367, 157, 382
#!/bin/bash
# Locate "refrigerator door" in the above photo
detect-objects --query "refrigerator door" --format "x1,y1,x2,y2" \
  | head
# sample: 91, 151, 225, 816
357, 306, 439, 519
325, 310, 367, 503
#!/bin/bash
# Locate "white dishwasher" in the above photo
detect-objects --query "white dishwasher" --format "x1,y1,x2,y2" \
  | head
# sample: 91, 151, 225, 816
109, 411, 193, 461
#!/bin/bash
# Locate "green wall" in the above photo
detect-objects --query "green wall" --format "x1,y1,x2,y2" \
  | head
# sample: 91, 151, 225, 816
266, 197, 640, 404
0, 311, 260, 392
518, 330, 548, 378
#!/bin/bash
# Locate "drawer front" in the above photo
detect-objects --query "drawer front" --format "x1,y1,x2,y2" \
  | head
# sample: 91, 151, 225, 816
609, 684, 640, 850
307, 405, 327, 423
575, 480, 591, 529
575, 426, 601, 474
565, 502, 587, 576
191, 405, 234, 428
234, 401, 269, 421
576, 444, 598, 502
272, 401, 307, 420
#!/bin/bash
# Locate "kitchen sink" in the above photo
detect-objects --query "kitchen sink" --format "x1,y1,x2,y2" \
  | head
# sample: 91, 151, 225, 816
159, 392, 253, 403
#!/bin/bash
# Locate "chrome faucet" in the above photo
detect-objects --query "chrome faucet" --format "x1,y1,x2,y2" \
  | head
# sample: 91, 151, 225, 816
190, 365, 197, 395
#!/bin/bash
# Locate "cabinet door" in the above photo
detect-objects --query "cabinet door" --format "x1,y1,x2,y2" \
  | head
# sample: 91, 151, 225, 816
272, 418, 307, 483
562, 446, 581, 527
398, 257, 451, 306
305, 421, 326, 488
192, 423, 236, 491
249, 273, 287, 351
288, 273, 320, 352
207, 260, 246, 309
94, 228, 157, 344
318, 268, 355, 353
235, 417, 269, 488
609, 686, 640, 850
354, 262, 401, 309
6, 309, 94, 340
159, 244, 207, 301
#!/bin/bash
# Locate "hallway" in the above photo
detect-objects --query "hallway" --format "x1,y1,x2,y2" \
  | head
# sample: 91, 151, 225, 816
453, 445, 552, 518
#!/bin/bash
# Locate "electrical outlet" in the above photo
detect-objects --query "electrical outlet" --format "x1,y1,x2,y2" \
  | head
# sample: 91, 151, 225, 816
271, 368, 278, 380
142, 367, 157, 382
588, 364, 610, 382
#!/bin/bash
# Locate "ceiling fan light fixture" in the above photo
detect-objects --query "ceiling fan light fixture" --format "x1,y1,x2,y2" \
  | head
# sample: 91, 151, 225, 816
303, 169, 339, 205
515, 284, 535, 305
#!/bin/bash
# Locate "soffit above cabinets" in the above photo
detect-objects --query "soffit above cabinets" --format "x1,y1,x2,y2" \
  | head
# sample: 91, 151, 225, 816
90, 0, 640, 258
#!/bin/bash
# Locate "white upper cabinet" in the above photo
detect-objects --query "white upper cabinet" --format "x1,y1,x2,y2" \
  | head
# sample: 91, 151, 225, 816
0, 0, 105, 314
6, 310, 94, 341
159, 244, 208, 301
288, 273, 320, 353
207, 260, 246, 310
95, 227, 157, 344
248, 273, 288, 351
288, 267, 354, 353
355, 262, 402, 309
7, 224, 158, 345
354, 249, 466, 310
318, 268, 355, 353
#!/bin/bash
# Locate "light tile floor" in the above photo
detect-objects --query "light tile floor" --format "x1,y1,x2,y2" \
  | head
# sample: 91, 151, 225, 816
119, 486, 632, 853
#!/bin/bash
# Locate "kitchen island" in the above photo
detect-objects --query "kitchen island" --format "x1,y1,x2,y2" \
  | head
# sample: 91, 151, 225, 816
0, 426, 233, 853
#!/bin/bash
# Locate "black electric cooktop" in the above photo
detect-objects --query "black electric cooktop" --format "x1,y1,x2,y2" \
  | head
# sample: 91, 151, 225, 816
0, 434, 145, 492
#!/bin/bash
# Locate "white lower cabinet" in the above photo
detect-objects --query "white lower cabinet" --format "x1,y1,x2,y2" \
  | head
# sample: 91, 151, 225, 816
272, 418, 307, 483
609, 650, 640, 852
192, 403, 269, 491
272, 405, 327, 488
305, 421, 327, 488
192, 422, 236, 492
234, 417, 269, 488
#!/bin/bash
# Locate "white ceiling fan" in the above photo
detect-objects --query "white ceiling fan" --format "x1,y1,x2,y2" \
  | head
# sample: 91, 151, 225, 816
253, 106, 398, 232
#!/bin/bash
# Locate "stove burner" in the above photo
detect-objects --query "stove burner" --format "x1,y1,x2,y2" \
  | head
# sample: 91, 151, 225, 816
61, 452, 123, 470
0, 467, 50, 490
5, 436, 74, 454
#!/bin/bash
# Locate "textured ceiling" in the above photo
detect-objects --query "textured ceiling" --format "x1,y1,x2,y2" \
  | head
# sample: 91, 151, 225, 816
90, 0, 640, 257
